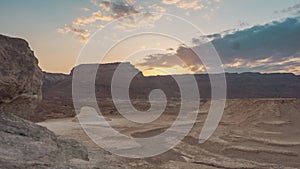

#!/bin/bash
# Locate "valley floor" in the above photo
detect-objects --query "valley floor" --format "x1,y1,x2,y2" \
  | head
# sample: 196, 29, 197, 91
38, 99, 300, 169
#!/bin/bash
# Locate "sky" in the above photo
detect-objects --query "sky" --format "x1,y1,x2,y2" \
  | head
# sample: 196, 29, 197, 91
0, 0, 299, 75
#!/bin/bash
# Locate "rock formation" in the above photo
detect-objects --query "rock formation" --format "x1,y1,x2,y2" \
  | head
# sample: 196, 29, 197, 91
0, 34, 43, 120
44, 63, 300, 100
0, 112, 88, 169
37, 62, 300, 122
0, 34, 89, 169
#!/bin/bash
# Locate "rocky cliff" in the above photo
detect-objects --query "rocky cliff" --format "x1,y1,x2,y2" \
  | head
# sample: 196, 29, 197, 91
0, 34, 43, 120
0, 34, 89, 169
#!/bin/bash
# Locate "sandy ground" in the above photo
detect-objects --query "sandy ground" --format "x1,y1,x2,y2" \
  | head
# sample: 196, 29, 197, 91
38, 99, 300, 169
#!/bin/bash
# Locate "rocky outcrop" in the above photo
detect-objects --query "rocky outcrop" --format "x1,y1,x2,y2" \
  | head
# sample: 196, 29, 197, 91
0, 34, 89, 169
0, 112, 88, 169
0, 34, 43, 120
57, 138, 89, 161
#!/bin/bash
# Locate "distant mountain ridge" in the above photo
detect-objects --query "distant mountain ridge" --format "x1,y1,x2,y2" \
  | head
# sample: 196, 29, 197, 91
43, 62, 300, 99
33, 62, 300, 122
43, 72, 69, 91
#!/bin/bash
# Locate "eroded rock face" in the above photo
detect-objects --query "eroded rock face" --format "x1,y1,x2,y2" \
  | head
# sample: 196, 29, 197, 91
0, 34, 43, 120
0, 112, 88, 169
0, 34, 89, 169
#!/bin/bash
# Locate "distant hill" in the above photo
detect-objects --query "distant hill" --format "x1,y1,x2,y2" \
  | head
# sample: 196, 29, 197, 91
43, 72, 69, 91
43, 62, 300, 99
34, 62, 300, 122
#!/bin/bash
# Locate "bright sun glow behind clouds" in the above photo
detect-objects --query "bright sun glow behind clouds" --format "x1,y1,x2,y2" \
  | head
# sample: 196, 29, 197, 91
0, 0, 299, 74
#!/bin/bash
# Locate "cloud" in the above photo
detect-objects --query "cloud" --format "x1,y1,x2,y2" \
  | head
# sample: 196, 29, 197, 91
115, 12, 162, 30
57, 25, 90, 42
59, 0, 165, 42
137, 17, 300, 74
58, 0, 222, 42
90, 0, 99, 6
238, 20, 250, 28
162, 0, 220, 10
162, 0, 201, 10
148, 4, 167, 13
73, 10, 114, 26
223, 56, 300, 74
98, 0, 111, 11
136, 46, 205, 73
79, 7, 90, 12
210, 17, 300, 64
275, 3, 300, 15
111, 1, 138, 17
73, 1, 139, 26
90, 0, 139, 19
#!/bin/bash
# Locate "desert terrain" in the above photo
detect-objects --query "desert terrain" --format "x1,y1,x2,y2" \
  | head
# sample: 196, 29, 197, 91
32, 59, 300, 169
38, 98, 300, 169
1, 0, 300, 168
1, 32, 300, 168
32, 62, 300, 122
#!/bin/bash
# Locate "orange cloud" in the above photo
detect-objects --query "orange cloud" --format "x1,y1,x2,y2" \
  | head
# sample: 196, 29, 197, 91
58, 0, 221, 43
162, 0, 218, 10
57, 25, 90, 42
136, 46, 205, 74
149, 4, 167, 13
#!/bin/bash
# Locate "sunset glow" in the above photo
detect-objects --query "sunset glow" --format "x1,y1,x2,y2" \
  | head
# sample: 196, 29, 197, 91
1, 0, 299, 75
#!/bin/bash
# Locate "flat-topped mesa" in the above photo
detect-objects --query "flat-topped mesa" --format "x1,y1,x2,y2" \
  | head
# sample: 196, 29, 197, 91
71, 62, 144, 88
0, 34, 43, 120
70, 62, 143, 76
